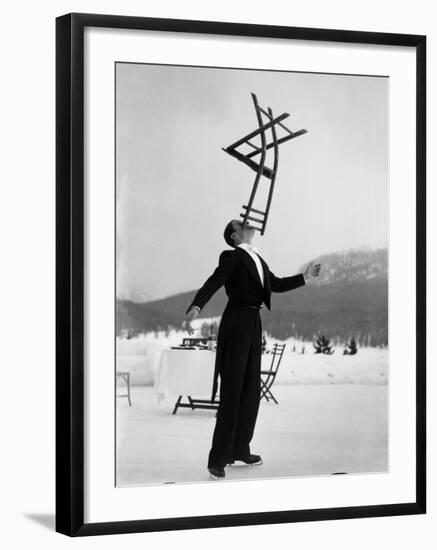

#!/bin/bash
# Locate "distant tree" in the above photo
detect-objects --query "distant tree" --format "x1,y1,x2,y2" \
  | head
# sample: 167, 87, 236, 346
313, 334, 334, 355
343, 337, 358, 355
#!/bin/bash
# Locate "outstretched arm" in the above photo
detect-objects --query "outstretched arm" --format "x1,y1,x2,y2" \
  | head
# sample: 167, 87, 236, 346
269, 270, 306, 293
269, 260, 321, 293
184, 251, 237, 334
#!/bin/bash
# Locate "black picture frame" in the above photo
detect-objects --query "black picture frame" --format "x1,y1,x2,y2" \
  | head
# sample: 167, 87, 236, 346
56, 12, 426, 537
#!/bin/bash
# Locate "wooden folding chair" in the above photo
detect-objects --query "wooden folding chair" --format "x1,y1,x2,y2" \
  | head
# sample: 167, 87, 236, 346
222, 93, 307, 235
260, 343, 286, 404
116, 371, 132, 406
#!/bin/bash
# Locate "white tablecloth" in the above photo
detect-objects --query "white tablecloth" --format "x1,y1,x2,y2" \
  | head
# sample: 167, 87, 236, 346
154, 350, 216, 402
117, 350, 163, 385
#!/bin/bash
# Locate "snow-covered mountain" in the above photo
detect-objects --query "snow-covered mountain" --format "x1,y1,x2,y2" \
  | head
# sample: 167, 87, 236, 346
117, 247, 388, 346
299, 247, 387, 286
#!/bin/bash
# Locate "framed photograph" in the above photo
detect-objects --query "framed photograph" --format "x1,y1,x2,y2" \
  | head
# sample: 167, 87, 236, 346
56, 12, 426, 536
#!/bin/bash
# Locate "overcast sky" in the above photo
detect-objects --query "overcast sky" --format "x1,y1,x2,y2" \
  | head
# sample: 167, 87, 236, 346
116, 63, 388, 302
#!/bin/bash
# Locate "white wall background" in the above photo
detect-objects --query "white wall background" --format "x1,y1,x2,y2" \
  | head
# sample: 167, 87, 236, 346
0, 0, 434, 548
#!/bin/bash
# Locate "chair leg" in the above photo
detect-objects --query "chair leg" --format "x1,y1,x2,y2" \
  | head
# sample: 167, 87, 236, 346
260, 388, 269, 402
126, 374, 132, 406
265, 388, 278, 404
260, 380, 278, 404
260, 379, 271, 401
172, 396, 182, 415
188, 396, 195, 410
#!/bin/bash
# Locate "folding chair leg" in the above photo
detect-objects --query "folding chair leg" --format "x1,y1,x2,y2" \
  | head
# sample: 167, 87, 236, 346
126, 373, 132, 406
187, 396, 195, 410
265, 388, 278, 404
260, 384, 269, 401
260, 382, 278, 404
260, 381, 270, 402
172, 395, 182, 415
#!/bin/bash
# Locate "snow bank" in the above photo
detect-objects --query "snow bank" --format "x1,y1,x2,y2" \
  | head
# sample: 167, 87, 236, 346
116, 326, 387, 386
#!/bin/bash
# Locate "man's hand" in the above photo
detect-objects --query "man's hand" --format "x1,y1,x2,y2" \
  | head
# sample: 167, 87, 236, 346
303, 261, 321, 281
184, 307, 200, 335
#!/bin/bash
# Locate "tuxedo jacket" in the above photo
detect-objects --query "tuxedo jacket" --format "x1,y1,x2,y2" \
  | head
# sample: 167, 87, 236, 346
186, 247, 306, 314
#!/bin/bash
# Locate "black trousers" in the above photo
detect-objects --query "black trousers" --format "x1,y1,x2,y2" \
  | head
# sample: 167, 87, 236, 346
208, 305, 262, 468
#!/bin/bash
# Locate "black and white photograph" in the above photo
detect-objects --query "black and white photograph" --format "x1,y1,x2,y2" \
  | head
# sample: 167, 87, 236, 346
115, 62, 389, 486
1, 0, 431, 544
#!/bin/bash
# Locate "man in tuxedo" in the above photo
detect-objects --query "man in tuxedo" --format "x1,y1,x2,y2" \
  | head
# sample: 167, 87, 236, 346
184, 219, 321, 480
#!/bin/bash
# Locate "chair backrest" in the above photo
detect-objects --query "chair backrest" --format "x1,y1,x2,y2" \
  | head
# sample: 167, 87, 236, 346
268, 343, 286, 374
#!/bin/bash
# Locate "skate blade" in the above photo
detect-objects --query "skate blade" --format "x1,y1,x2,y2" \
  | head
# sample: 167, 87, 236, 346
228, 459, 263, 467
209, 474, 224, 480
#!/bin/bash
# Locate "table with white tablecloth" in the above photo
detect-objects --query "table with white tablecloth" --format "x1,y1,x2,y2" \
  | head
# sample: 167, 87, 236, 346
154, 349, 274, 413
154, 349, 217, 412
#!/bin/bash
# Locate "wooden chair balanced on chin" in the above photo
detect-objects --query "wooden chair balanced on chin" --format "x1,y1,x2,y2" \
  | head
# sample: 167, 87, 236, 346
222, 92, 307, 235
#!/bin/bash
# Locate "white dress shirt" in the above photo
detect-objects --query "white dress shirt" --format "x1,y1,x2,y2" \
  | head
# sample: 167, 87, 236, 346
237, 243, 264, 287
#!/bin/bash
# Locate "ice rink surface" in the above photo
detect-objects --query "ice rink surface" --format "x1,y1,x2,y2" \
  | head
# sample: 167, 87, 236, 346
116, 384, 388, 486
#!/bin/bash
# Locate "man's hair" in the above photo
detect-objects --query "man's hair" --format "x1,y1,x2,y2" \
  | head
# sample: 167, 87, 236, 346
223, 220, 237, 248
